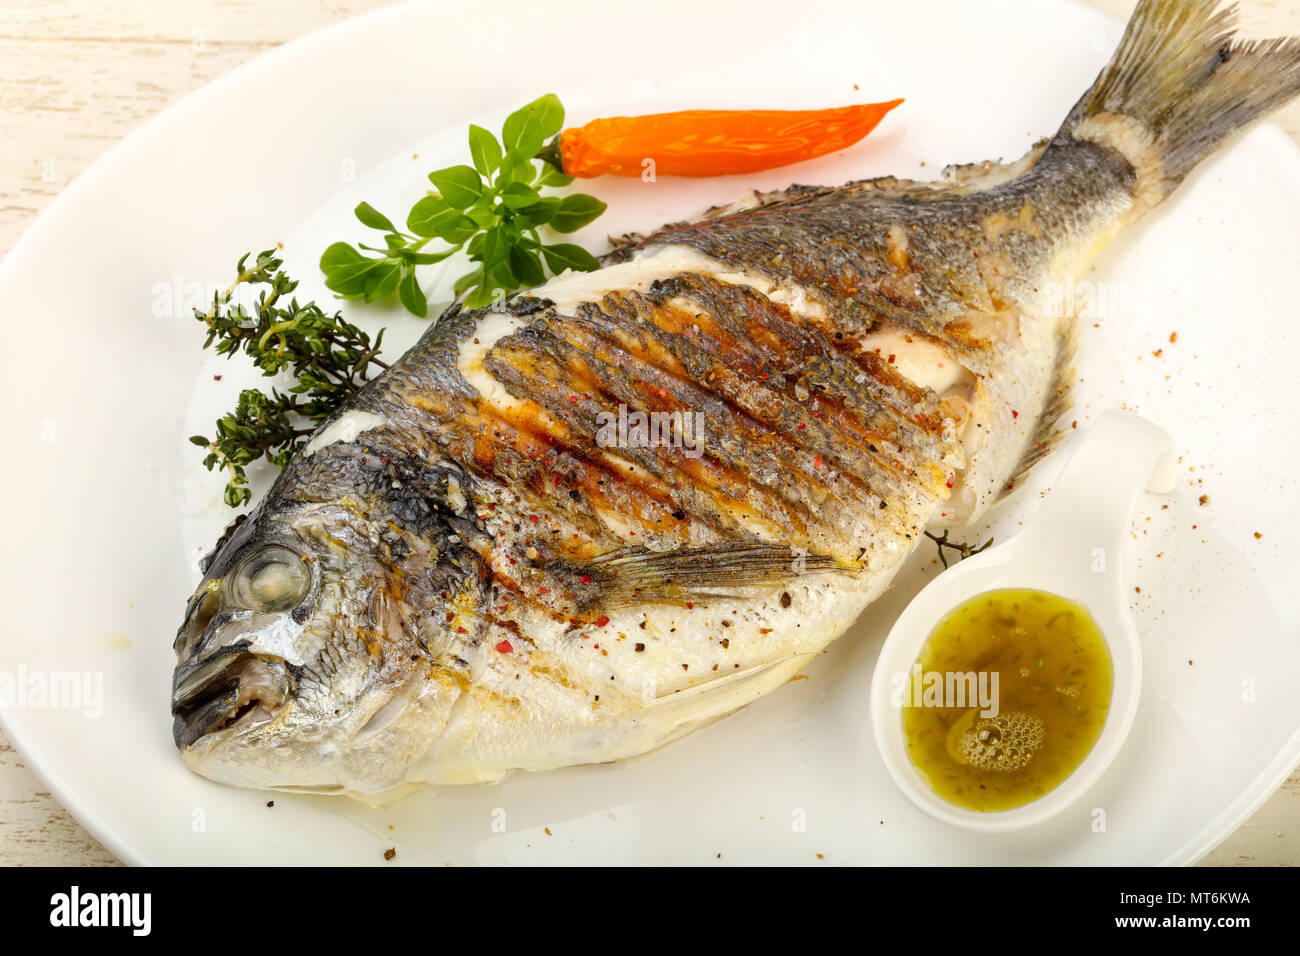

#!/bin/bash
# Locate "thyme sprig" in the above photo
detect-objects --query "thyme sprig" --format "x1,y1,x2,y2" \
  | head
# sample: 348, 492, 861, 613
189, 250, 388, 507
924, 529, 994, 569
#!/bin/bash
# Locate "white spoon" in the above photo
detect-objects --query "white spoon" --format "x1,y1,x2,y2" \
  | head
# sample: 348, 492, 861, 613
870, 409, 1176, 831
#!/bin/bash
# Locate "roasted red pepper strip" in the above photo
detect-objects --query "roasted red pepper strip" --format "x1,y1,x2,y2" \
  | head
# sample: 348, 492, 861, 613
549, 100, 903, 178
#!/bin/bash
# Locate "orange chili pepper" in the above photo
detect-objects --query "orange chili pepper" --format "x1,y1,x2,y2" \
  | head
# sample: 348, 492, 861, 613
547, 100, 903, 178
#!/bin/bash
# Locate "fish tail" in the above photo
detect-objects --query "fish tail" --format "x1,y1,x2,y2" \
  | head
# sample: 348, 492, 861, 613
1053, 0, 1300, 202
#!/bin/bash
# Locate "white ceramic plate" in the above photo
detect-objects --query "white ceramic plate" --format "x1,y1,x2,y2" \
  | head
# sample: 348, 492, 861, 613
3, 0, 1298, 866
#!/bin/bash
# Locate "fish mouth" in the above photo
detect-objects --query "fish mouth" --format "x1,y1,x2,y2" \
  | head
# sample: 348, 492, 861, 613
171, 644, 293, 749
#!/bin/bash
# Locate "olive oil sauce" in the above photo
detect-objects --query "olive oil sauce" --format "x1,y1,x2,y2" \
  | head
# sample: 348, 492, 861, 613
901, 588, 1113, 812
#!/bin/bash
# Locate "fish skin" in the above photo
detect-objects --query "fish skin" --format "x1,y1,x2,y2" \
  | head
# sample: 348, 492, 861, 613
172, 0, 1300, 799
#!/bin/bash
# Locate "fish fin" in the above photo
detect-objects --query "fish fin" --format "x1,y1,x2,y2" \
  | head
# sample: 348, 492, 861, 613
565, 543, 857, 609
999, 323, 1076, 497
1054, 0, 1300, 198
940, 138, 1053, 192
639, 653, 817, 741
604, 231, 650, 255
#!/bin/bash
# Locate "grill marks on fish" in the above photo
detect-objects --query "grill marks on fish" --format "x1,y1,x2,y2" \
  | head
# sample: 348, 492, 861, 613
485, 275, 957, 552
352, 268, 965, 577
287, 249, 977, 653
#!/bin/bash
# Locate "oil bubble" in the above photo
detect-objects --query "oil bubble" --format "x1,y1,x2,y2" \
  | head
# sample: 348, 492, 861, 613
958, 711, 1045, 773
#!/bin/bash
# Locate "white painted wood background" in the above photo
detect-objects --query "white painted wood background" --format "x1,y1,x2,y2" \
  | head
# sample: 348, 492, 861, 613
1, 0, 1296, 865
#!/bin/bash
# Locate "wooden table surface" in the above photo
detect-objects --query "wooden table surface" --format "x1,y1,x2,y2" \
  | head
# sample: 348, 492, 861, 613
1, 0, 1296, 866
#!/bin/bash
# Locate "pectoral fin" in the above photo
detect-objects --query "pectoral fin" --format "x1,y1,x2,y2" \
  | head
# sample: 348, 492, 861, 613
560, 542, 856, 609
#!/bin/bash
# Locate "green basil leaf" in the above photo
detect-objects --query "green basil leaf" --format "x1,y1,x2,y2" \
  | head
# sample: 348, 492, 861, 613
503, 94, 564, 160
500, 181, 542, 210
462, 285, 497, 310
320, 240, 366, 269
542, 242, 601, 274
467, 202, 498, 229
508, 244, 545, 286
320, 242, 380, 296
550, 193, 607, 233
408, 196, 477, 243
453, 269, 482, 297
354, 201, 396, 233
428, 165, 484, 209
404, 247, 460, 265
363, 260, 402, 302
406, 195, 451, 234
398, 267, 428, 317
502, 94, 564, 158
324, 266, 378, 297
503, 93, 565, 148
537, 164, 574, 188
468, 124, 503, 176
517, 195, 561, 227
490, 258, 517, 289
511, 119, 544, 159
437, 215, 479, 244
496, 152, 536, 187
480, 227, 510, 267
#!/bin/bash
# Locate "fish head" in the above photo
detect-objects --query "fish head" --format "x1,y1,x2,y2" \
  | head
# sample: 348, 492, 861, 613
171, 443, 487, 797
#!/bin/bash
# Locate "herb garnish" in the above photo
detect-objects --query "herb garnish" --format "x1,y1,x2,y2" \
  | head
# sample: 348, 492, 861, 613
189, 250, 387, 507
194, 95, 606, 507
319, 94, 606, 315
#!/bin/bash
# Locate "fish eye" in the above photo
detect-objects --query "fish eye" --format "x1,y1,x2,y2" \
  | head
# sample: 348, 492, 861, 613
231, 545, 311, 612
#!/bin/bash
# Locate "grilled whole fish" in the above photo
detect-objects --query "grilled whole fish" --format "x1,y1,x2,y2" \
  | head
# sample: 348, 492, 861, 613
172, 0, 1300, 798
